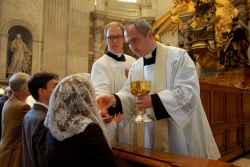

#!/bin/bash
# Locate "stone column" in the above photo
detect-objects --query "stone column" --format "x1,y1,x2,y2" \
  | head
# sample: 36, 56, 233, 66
42, 0, 68, 77
95, 0, 107, 11
43, 0, 91, 77
0, 33, 9, 79
31, 39, 42, 74
91, 11, 106, 62
93, 24, 105, 62
152, 0, 177, 46
67, 0, 91, 74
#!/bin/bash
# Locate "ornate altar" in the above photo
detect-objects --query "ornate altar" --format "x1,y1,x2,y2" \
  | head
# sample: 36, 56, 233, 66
152, 0, 250, 86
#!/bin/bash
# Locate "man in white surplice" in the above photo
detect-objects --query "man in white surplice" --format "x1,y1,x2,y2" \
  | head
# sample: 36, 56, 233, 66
91, 22, 136, 143
97, 19, 221, 160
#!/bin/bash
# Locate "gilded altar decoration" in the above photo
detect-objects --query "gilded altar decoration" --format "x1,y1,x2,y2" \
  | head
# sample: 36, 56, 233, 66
153, 0, 250, 73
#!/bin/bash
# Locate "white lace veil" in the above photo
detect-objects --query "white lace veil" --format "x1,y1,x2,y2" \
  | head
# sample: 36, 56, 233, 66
44, 73, 111, 147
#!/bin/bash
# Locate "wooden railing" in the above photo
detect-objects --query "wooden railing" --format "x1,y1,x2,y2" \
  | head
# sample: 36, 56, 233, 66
111, 140, 239, 167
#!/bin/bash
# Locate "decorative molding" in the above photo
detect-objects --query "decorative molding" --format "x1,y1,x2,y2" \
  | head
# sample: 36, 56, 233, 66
0, 19, 39, 41
92, 25, 104, 34
91, 10, 106, 21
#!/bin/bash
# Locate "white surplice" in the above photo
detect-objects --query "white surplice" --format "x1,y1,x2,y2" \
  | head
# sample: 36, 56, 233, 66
91, 53, 136, 143
117, 42, 221, 160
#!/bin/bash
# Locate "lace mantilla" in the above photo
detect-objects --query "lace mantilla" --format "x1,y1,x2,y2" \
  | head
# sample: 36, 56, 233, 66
44, 73, 110, 146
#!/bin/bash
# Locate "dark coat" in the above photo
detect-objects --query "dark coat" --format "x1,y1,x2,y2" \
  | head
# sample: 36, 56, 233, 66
0, 95, 31, 167
22, 103, 48, 167
45, 123, 117, 167
0, 95, 9, 140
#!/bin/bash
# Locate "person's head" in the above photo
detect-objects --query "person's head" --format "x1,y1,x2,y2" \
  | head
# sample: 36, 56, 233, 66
178, 40, 185, 48
9, 72, 30, 99
231, 8, 240, 19
104, 22, 125, 54
231, 8, 240, 26
124, 18, 156, 57
28, 71, 59, 105
16, 34, 21, 39
44, 73, 109, 145
4, 87, 13, 97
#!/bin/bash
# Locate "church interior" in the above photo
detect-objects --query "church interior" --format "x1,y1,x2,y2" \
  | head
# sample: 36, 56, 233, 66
1, 0, 250, 166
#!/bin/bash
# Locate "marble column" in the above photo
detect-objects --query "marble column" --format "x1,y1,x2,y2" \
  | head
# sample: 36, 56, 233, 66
93, 25, 105, 62
42, 0, 91, 77
91, 9, 106, 62
0, 33, 9, 79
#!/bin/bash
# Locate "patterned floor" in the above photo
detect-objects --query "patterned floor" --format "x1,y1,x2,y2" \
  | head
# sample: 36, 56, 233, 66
230, 153, 250, 167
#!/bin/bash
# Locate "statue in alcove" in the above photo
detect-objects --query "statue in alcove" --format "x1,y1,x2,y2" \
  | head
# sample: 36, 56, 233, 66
8, 34, 32, 74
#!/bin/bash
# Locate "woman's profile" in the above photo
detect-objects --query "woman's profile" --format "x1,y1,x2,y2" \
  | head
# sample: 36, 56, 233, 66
44, 73, 117, 167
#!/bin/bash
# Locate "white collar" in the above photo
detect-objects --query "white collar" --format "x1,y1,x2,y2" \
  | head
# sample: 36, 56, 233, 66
108, 50, 123, 57
144, 45, 156, 59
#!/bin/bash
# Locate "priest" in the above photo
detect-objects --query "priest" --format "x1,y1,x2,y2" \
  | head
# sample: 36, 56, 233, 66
97, 18, 221, 160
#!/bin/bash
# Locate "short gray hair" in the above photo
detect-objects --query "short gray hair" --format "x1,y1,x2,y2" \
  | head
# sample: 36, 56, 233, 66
9, 72, 30, 92
4, 86, 12, 95
125, 18, 152, 37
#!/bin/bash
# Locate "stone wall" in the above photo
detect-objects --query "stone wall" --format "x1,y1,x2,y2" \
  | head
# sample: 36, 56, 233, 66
0, 0, 42, 81
0, 0, 93, 83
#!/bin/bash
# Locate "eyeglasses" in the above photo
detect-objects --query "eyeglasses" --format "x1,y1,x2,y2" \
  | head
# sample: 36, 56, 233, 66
106, 35, 123, 41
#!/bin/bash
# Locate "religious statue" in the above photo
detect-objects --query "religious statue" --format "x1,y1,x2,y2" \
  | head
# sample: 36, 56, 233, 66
8, 34, 32, 74
220, 8, 250, 68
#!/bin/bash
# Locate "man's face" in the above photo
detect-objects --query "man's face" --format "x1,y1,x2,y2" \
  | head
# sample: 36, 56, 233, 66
105, 26, 125, 54
44, 79, 59, 103
124, 24, 152, 57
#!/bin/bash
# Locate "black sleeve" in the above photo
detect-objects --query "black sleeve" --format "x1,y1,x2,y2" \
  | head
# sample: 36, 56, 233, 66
107, 94, 123, 116
151, 93, 171, 120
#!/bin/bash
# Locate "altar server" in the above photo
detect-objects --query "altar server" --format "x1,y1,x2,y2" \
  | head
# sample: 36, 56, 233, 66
91, 22, 136, 143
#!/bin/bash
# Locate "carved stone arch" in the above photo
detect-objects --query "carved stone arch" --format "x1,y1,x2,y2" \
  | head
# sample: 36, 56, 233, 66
1, 20, 39, 40
0, 20, 41, 78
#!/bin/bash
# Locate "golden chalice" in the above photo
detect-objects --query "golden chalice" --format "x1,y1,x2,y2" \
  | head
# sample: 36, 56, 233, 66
130, 80, 154, 123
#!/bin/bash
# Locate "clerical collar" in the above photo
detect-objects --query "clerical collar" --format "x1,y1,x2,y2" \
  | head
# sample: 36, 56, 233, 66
106, 51, 126, 62
143, 46, 157, 66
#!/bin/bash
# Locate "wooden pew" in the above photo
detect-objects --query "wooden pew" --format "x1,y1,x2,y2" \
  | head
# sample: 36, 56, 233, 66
111, 140, 239, 167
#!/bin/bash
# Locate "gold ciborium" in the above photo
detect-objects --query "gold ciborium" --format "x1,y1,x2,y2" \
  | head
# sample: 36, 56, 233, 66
130, 80, 154, 123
